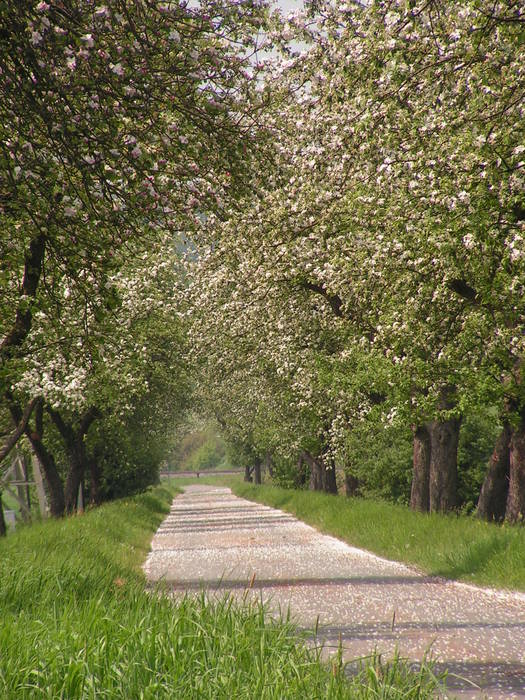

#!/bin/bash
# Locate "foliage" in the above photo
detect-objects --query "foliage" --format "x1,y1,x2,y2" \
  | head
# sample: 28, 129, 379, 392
337, 404, 503, 508
186, 0, 524, 514
457, 407, 502, 513
343, 420, 414, 505
1, 0, 271, 508
2, 0, 523, 517
1, 0, 265, 372
269, 454, 308, 490
168, 422, 228, 472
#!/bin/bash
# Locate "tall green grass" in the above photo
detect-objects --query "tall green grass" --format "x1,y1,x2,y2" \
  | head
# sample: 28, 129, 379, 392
231, 482, 525, 591
0, 482, 445, 698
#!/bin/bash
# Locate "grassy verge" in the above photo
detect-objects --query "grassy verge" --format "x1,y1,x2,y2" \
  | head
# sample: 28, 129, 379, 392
0, 481, 445, 698
229, 482, 525, 592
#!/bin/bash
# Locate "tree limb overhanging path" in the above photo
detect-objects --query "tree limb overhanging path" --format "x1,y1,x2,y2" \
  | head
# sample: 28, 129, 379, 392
144, 486, 525, 699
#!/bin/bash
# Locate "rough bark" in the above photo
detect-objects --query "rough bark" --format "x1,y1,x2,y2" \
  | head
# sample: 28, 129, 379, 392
63, 449, 85, 514
47, 406, 99, 513
1, 233, 46, 353
0, 233, 46, 363
428, 416, 461, 513
302, 450, 335, 492
253, 457, 262, 485
8, 399, 65, 517
30, 439, 65, 516
505, 412, 525, 524
310, 462, 323, 490
477, 423, 511, 521
410, 425, 431, 512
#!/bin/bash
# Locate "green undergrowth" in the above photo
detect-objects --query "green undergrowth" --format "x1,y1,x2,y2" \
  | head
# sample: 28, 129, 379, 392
0, 480, 446, 698
231, 482, 525, 592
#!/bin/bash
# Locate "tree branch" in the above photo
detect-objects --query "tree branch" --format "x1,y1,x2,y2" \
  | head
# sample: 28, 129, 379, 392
0, 396, 40, 464
0, 232, 46, 360
79, 406, 101, 438
298, 280, 344, 318
447, 278, 480, 304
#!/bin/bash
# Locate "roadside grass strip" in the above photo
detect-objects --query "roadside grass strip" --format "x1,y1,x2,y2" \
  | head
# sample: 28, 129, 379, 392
232, 482, 525, 592
0, 482, 445, 698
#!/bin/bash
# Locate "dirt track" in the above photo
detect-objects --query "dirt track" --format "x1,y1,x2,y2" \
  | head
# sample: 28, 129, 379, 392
144, 485, 525, 699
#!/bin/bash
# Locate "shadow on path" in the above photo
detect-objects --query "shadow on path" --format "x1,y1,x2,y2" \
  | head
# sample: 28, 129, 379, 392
166, 574, 462, 589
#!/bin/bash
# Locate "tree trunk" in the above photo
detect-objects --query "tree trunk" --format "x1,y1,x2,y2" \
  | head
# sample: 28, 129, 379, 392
344, 472, 359, 497
8, 399, 64, 517
477, 423, 511, 521
64, 449, 85, 513
310, 462, 323, 490
0, 233, 46, 362
505, 412, 525, 524
323, 456, 338, 494
47, 406, 99, 514
28, 436, 65, 517
0, 493, 7, 537
244, 464, 253, 482
294, 454, 308, 488
410, 425, 431, 512
303, 452, 323, 491
0, 397, 40, 464
253, 457, 262, 485
428, 416, 461, 513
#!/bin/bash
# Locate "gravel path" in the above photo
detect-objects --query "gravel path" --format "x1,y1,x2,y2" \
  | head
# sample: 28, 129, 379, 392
144, 485, 525, 699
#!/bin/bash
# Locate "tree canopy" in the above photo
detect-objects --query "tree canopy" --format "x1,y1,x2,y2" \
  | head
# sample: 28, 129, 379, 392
1, 0, 524, 524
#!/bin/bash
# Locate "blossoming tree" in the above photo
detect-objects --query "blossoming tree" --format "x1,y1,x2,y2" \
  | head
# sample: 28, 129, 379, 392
188, 0, 524, 517
0, 0, 269, 514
